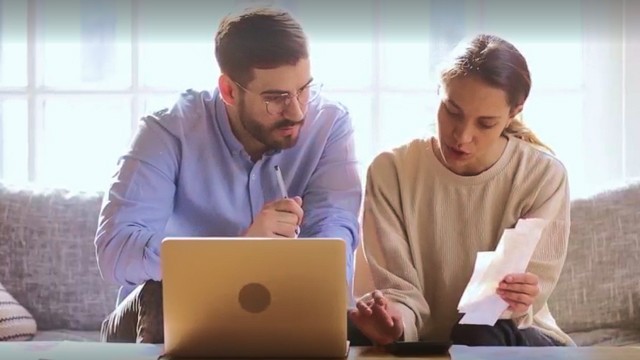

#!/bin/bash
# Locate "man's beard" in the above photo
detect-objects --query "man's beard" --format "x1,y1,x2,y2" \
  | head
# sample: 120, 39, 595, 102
238, 99, 304, 151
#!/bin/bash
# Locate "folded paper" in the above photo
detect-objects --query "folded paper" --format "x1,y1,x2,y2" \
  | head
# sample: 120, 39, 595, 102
457, 218, 547, 325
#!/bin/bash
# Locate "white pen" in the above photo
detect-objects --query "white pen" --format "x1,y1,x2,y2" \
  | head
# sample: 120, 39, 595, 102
274, 165, 288, 199
274, 165, 300, 237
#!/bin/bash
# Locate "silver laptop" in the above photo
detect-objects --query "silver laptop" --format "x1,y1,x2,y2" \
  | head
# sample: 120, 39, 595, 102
160, 237, 349, 358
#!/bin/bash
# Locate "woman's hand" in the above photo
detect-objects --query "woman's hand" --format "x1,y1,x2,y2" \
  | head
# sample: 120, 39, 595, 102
348, 290, 404, 345
497, 272, 540, 314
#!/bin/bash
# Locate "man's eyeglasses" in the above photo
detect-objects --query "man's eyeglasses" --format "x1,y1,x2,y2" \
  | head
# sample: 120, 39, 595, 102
233, 80, 323, 116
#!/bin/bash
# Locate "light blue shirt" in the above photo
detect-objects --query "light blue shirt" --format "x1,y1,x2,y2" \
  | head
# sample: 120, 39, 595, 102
95, 89, 362, 306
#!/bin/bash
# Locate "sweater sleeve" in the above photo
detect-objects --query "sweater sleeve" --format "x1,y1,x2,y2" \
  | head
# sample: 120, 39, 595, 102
361, 152, 431, 341
514, 158, 571, 327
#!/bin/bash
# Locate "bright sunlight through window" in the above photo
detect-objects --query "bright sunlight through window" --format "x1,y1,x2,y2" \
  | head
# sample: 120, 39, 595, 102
0, 0, 638, 198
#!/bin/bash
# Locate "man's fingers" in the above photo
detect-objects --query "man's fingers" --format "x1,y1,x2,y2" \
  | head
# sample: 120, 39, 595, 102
274, 212, 300, 226
272, 222, 299, 238
273, 198, 304, 222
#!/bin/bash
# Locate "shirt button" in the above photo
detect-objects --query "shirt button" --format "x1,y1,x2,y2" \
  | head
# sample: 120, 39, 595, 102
251, 174, 256, 180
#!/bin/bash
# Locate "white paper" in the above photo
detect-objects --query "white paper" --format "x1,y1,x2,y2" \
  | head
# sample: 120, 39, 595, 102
457, 218, 547, 325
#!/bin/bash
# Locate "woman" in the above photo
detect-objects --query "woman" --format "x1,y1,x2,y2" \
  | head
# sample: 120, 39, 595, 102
350, 34, 574, 347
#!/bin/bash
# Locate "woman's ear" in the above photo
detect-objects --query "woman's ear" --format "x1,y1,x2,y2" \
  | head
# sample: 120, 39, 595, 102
218, 74, 237, 106
509, 104, 524, 119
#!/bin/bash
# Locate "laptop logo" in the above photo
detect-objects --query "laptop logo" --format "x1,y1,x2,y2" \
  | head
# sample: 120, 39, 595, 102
238, 283, 271, 313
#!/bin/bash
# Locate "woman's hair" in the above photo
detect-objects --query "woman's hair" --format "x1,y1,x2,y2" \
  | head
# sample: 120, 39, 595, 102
439, 34, 553, 154
215, 7, 308, 87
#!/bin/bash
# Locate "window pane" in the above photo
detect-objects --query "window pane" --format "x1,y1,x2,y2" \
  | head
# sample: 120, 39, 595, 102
427, 0, 484, 68
480, 0, 583, 88
138, 1, 233, 90
379, 0, 480, 90
624, 2, 640, 179
481, 0, 582, 40
298, 1, 375, 91
626, 90, 640, 179
40, 0, 132, 89
523, 92, 586, 196
378, 92, 437, 152
0, 1, 27, 87
309, 42, 373, 91
139, 42, 219, 90
0, 99, 28, 183
517, 42, 583, 89
140, 93, 181, 117
380, 42, 431, 90
325, 92, 373, 175
38, 96, 132, 190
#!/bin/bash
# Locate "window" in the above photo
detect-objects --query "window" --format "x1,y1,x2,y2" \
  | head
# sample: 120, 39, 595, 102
300, 0, 479, 174
0, 0, 637, 197
0, 0, 233, 190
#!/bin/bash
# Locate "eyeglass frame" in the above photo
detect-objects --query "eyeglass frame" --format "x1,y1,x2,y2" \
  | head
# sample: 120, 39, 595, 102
231, 78, 323, 116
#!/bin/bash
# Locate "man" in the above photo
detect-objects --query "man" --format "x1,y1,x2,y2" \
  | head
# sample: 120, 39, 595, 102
95, 7, 362, 343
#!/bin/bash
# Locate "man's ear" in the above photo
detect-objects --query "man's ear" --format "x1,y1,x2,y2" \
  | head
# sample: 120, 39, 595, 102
218, 74, 238, 106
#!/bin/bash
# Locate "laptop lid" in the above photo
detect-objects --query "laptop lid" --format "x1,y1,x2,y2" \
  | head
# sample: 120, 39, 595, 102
160, 237, 348, 358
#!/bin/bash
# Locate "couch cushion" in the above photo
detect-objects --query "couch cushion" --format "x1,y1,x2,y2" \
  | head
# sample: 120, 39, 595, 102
31, 330, 100, 342
0, 282, 36, 341
0, 183, 119, 330
548, 181, 640, 333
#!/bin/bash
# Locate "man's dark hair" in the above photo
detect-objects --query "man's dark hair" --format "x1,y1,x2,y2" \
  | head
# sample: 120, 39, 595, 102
215, 7, 309, 86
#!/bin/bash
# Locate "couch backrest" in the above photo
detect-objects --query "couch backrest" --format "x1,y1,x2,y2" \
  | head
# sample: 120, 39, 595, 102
2, 179, 638, 333
0, 183, 119, 331
548, 181, 640, 333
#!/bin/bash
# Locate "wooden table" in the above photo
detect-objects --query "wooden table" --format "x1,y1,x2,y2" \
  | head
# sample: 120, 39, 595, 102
352, 345, 640, 360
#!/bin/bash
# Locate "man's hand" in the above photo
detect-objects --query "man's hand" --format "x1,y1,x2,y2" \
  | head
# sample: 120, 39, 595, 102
348, 290, 404, 346
497, 272, 540, 314
243, 196, 303, 238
